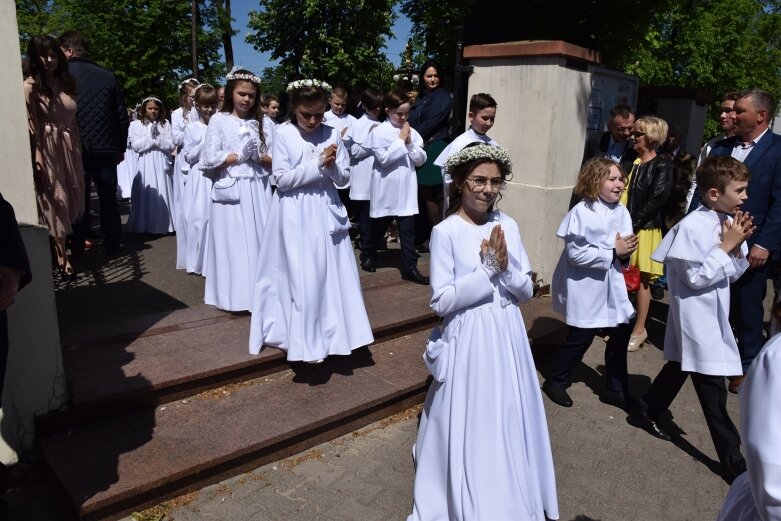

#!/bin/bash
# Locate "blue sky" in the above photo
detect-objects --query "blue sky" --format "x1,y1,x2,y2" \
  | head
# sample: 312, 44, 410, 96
225, 0, 413, 74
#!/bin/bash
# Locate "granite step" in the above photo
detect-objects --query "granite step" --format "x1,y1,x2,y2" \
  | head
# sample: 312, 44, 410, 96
38, 268, 438, 436
39, 296, 563, 520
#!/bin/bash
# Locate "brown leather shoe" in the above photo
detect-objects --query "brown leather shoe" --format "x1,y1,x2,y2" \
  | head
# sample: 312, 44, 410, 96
728, 375, 744, 394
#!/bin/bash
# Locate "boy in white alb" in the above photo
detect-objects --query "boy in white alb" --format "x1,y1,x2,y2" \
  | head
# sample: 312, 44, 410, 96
365, 89, 428, 284
629, 156, 754, 485
434, 93, 499, 210
342, 88, 383, 268
323, 86, 357, 137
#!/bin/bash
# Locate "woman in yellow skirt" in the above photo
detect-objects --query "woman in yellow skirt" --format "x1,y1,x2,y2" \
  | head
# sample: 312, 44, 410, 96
619, 116, 673, 351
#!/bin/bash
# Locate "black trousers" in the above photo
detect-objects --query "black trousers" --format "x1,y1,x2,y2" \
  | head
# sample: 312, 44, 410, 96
74, 152, 122, 249
644, 361, 742, 467
547, 323, 631, 393
364, 215, 417, 273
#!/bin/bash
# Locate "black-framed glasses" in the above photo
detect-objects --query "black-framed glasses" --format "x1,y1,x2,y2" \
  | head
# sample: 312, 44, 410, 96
465, 177, 506, 191
630, 130, 646, 138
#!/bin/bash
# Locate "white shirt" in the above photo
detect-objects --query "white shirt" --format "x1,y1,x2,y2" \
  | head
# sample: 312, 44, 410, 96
651, 207, 748, 375
343, 114, 380, 200
551, 199, 635, 328
732, 127, 770, 163
366, 120, 426, 218
718, 333, 781, 521
323, 111, 357, 134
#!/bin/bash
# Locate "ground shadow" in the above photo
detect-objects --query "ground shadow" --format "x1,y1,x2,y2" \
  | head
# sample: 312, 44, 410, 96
25, 192, 192, 518
289, 346, 376, 386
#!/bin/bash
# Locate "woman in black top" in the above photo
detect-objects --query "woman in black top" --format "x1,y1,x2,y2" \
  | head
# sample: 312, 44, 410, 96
620, 116, 673, 352
408, 60, 452, 248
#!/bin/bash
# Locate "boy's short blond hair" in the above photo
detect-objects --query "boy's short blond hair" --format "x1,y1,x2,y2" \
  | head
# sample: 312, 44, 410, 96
574, 157, 626, 201
634, 116, 668, 149
696, 156, 750, 195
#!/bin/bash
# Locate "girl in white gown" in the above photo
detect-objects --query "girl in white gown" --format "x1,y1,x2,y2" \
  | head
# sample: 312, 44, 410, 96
173, 78, 200, 268
249, 79, 374, 363
200, 69, 272, 312
180, 84, 218, 275
408, 144, 559, 521
126, 97, 175, 234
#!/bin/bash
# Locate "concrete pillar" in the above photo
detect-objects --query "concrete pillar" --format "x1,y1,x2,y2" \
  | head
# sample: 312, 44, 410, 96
0, 0, 67, 460
462, 41, 602, 282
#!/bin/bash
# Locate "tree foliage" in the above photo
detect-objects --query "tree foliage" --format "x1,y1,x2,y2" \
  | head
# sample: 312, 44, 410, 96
399, 0, 474, 70
16, 0, 227, 109
246, 0, 396, 89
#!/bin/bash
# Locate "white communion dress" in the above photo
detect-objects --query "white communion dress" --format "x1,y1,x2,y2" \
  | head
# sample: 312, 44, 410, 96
200, 112, 272, 312
180, 120, 211, 275
408, 211, 559, 521
248, 121, 374, 362
126, 119, 175, 234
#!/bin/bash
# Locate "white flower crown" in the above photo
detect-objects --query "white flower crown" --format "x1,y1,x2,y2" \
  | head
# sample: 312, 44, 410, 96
286, 79, 333, 93
443, 144, 513, 174
178, 78, 200, 91
227, 72, 262, 84
141, 96, 162, 105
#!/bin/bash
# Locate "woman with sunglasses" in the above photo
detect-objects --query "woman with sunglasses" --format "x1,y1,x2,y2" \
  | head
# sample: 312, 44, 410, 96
620, 116, 673, 352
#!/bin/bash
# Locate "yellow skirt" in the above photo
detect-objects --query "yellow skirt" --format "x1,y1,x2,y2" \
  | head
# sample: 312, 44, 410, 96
630, 228, 664, 279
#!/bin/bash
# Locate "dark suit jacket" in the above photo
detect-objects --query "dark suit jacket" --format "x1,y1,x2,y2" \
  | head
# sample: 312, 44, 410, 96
0, 194, 32, 290
582, 131, 637, 165
707, 132, 781, 252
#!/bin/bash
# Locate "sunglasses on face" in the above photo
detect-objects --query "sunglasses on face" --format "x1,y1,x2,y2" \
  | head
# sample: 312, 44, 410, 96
630, 131, 646, 138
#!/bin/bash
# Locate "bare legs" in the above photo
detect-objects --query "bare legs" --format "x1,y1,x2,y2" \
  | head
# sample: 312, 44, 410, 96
632, 275, 651, 337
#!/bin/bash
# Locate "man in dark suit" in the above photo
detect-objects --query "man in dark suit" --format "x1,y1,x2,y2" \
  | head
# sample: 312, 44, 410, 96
0, 193, 32, 507
709, 88, 781, 392
583, 104, 637, 164
572, 104, 638, 208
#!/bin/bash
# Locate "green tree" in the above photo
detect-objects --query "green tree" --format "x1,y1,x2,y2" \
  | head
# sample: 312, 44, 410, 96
246, 0, 396, 88
16, 0, 227, 108
614, 0, 781, 138
399, 0, 474, 70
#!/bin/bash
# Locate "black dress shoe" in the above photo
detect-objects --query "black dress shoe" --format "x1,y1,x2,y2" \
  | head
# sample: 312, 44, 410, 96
627, 408, 672, 441
401, 269, 429, 285
721, 459, 747, 485
360, 258, 376, 273
541, 381, 573, 407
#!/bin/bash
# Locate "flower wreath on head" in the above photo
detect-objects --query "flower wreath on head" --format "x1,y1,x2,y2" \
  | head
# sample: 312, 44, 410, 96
226, 65, 262, 84
193, 83, 212, 96
178, 78, 200, 91
443, 144, 513, 175
141, 96, 162, 105
286, 79, 333, 93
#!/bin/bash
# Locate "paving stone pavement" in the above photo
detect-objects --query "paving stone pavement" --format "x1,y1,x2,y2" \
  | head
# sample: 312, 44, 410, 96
134, 315, 741, 521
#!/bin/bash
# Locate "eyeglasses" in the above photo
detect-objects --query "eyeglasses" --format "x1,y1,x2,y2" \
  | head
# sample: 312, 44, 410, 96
630, 130, 646, 138
465, 177, 506, 191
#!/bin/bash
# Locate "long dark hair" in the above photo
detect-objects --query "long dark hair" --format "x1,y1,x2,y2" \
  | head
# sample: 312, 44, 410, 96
420, 59, 446, 92
287, 85, 329, 127
221, 70, 261, 119
221, 70, 265, 149
26, 35, 77, 98
445, 144, 512, 217
139, 98, 167, 125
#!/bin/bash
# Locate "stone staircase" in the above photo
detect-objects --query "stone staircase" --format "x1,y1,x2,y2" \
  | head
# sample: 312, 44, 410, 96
37, 267, 562, 520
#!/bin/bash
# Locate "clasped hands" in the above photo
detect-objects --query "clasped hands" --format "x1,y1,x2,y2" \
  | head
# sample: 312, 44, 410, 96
480, 224, 509, 274
721, 211, 757, 262
615, 232, 639, 259
318, 144, 338, 168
